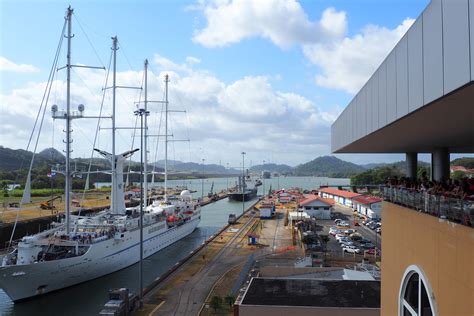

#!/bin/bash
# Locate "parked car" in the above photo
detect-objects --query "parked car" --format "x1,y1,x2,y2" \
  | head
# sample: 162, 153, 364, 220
343, 247, 361, 254
329, 227, 341, 236
376, 227, 381, 234
358, 238, 371, 244
340, 241, 354, 247
344, 229, 356, 235
362, 243, 376, 249
338, 222, 350, 228
335, 234, 347, 241
350, 234, 363, 241
336, 236, 350, 243
365, 248, 377, 255
334, 218, 342, 224
368, 223, 379, 230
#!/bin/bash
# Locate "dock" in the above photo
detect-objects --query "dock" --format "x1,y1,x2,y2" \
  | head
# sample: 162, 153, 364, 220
135, 198, 303, 316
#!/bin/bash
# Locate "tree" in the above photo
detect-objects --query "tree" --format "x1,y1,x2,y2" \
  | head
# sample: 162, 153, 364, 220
209, 295, 222, 313
452, 170, 467, 181
224, 294, 235, 309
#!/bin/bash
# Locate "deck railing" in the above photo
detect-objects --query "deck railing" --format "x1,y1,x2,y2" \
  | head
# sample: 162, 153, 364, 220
382, 187, 474, 228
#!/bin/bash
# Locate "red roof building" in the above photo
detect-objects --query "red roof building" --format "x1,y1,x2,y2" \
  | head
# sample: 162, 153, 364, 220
299, 195, 335, 207
317, 188, 361, 199
352, 196, 383, 206
317, 188, 362, 208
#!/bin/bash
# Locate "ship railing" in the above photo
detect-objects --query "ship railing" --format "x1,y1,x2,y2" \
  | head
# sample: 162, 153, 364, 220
382, 187, 474, 228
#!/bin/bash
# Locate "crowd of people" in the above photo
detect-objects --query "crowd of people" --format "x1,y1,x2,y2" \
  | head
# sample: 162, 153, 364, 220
384, 171, 474, 201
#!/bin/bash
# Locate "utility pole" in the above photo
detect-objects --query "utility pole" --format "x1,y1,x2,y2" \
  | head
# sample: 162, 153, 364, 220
262, 160, 265, 198
242, 152, 246, 215
201, 158, 205, 202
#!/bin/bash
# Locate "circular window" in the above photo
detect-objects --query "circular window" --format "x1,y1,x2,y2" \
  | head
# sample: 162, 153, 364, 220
399, 265, 436, 316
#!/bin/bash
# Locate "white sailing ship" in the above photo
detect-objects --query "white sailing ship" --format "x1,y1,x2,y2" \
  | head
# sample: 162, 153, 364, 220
0, 7, 200, 302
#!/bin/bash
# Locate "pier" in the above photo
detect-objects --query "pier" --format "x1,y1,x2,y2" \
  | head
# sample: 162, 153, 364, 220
135, 197, 304, 316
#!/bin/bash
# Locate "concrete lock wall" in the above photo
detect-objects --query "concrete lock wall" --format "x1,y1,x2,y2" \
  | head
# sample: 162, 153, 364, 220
331, 0, 474, 153
381, 201, 474, 316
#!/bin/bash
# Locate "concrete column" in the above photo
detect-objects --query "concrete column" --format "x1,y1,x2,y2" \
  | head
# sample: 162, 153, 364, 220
405, 152, 418, 180
431, 148, 450, 182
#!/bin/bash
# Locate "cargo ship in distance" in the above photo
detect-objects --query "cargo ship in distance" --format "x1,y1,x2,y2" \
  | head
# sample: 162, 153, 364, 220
228, 174, 261, 202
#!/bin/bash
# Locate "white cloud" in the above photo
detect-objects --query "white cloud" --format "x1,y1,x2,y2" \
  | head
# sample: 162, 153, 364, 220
185, 56, 201, 64
192, 0, 346, 48
0, 55, 337, 166
303, 18, 415, 94
192, 1, 414, 95
0, 56, 40, 72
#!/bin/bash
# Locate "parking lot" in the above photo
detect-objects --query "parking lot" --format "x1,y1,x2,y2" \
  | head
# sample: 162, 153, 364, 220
315, 204, 382, 258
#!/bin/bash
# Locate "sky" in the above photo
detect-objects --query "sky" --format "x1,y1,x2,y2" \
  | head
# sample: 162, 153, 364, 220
0, 0, 451, 168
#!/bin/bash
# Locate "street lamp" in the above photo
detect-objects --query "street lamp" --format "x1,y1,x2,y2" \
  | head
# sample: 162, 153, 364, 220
226, 163, 229, 191
134, 107, 149, 308
201, 158, 205, 202
242, 152, 246, 215
262, 160, 266, 198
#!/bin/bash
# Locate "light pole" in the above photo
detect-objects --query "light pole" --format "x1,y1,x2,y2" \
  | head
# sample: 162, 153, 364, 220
262, 160, 266, 198
201, 158, 205, 202
134, 107, 149, 308
242, 152, 246, 215
226, 163, 229, 191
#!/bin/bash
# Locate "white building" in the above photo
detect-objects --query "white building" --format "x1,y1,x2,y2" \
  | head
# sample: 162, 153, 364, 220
298, 195, 334, 220
318, 188, 361, 208
352, 196, 383, 220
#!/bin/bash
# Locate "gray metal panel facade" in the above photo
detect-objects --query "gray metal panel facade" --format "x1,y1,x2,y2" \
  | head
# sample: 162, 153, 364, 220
366, 80, 373, 134
443, 0, 471, 93
361, 86, 367, 137
372, 71, 379, 131
386, 51, 397, 124
396, 34, 409, 119
379, 63, 387, 127
423, 0, 443, 104
331, 0, 474, 153
408, 17, 424, 112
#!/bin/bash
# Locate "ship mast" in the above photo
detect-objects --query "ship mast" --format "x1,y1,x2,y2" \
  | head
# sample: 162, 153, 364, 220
164, 74, 169, 202
143, 60, 149, 207
111, 36, 118, 212
64, 6, 73, 234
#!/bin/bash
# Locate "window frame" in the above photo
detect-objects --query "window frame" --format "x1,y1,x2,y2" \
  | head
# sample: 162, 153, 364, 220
398, 265, 437, 316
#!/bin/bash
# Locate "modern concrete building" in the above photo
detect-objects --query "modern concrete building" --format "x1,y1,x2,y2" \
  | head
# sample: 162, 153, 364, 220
331, 0, 474, 181
331, 1, 474, 315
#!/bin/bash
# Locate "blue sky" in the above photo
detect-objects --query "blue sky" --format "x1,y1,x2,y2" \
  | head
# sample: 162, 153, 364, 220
3, 0, 454, 167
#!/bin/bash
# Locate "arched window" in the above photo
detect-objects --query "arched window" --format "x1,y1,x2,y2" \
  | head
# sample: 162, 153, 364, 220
399, 265, 436, 316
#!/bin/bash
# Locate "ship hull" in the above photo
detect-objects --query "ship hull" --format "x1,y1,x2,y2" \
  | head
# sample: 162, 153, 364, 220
0, 216, 200, 302
228, 189, 257, 202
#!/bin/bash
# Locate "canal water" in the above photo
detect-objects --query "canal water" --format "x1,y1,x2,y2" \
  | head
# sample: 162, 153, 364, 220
0, 176, 349, 315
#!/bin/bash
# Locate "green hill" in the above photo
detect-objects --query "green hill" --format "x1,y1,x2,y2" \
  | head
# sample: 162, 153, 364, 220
451, 157, 474, 169
293, 156, 366, 177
